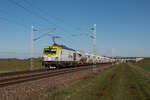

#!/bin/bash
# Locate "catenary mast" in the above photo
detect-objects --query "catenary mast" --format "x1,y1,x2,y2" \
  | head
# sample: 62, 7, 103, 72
30, 25, 34, 70
93, 24, 96, 56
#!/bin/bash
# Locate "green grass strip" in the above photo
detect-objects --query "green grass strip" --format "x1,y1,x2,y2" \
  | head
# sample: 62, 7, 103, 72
0, 59, 43, 73
45, 63, 150, 100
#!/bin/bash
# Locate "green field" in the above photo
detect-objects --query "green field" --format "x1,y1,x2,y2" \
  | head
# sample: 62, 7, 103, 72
135, 58, 150, 71
0, 58, 43, 73
46, 63, 150, 100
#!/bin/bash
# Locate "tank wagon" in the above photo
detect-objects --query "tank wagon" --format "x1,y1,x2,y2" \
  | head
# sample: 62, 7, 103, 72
42, 43, 114, 69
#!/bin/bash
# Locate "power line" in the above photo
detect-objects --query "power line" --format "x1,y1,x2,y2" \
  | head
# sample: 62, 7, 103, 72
0, 16, 28, 29
0, 9, 29, 29
7, 0, 71, 34
0, 9, 54, 35
22, 0, 78, 32
7, 0, 50, 22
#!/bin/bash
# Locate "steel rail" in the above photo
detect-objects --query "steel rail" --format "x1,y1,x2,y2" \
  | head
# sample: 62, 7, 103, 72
0, 69, 48, 77
0, 66, 96, 87
0, 64, 107, 78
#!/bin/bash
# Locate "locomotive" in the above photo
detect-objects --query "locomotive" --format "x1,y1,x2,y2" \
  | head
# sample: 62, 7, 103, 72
42, 43, 113, 69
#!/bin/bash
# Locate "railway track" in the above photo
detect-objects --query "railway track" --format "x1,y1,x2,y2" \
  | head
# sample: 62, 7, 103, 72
0, 65, 101, 87
0, 69, 48, 77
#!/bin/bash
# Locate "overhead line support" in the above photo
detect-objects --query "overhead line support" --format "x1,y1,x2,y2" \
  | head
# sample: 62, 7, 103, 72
30, 25, 34, 70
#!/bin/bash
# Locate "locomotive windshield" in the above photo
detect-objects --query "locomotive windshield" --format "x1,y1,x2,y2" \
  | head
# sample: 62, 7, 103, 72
44, 48, 57, 54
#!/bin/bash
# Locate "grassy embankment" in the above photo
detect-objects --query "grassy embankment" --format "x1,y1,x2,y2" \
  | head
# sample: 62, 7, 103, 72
46, 63, 150, 100
0, 58, 43, 73
134, 58, 150, 71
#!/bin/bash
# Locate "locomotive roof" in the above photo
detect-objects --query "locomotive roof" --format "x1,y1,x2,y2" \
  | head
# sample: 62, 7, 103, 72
60, 45, 75, 51
53, 43, 75, 51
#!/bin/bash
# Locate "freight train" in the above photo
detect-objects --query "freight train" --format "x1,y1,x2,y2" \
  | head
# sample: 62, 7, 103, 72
42, 43, 114, 69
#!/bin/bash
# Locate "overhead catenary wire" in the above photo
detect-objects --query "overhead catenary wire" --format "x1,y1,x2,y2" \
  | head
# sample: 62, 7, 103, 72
34, 28, 56, 41
5, 0, 85, 40
23, 0, 84, 36
0, 16, 28, 29
7, 0, 72, 34
0, 9, 59, 36
7, 0, 52, 22
0, 8, 29, 29
22, 0, 79, 32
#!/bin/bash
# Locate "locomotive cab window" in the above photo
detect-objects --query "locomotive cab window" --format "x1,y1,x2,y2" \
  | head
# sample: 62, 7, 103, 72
44, 48, 50, 54
50, 48, 57, 54
44, 48, 57, 54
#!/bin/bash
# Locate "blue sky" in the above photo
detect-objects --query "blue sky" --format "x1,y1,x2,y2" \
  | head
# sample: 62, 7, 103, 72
0, 0, 150, 58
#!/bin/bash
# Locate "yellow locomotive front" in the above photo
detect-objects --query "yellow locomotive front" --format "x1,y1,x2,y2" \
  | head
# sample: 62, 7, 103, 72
42, 45, 60, 68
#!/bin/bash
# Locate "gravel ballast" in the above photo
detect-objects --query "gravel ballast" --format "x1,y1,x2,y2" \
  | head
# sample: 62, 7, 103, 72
0, 64, 112, 100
